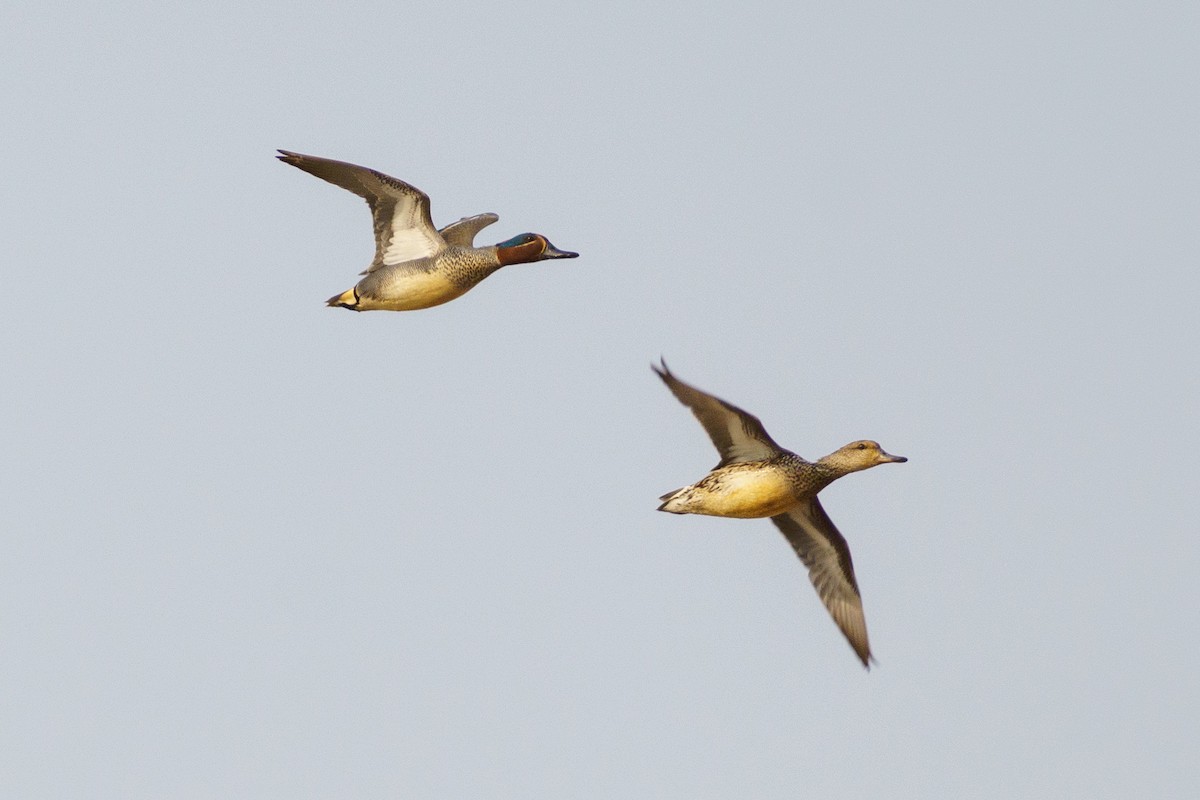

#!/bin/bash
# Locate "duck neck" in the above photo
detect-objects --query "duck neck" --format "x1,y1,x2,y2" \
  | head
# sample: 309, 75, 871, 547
810, 456, 856, 486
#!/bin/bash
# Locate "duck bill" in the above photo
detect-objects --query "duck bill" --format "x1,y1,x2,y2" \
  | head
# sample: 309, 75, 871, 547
541, 241, 578, 259
879, 450, 908, 463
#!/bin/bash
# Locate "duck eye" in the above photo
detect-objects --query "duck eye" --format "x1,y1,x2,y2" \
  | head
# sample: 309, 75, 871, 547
856, 443, 867, 450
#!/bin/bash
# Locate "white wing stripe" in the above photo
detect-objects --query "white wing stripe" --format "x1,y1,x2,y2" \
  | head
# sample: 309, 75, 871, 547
382, 200, 444, 265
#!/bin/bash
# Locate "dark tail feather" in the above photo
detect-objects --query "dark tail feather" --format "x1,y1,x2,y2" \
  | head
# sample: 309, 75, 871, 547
326, 287, 361, 310
657, 488, 685, 513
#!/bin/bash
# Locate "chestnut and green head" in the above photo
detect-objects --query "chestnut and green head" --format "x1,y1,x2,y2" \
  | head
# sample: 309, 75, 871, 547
495, 233, 579, 266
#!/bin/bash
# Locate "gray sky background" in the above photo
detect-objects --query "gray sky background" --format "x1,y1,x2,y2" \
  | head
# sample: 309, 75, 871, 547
3, 1, 1198, 797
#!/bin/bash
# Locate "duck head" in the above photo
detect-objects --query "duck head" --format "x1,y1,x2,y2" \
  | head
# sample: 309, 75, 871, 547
495, 233, 579, 266
820, 440, 907, 475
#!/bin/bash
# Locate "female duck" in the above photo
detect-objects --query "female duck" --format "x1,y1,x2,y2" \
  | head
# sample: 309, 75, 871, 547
654, 360, 906, 668
278, 150, 578, 311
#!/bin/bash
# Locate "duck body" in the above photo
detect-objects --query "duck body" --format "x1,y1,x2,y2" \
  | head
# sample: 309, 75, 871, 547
278, 150, 577, 311
653, 360, 906, 668
659, 454, 828, 518
329, 246, 501, 312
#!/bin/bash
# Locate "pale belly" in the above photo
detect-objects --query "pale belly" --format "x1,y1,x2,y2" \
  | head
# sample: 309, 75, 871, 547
688, 466, 798, 518
362, 271, 469, 311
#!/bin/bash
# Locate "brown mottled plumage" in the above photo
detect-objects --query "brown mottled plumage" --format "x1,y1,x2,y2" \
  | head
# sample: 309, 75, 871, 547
654, 360, 906, 668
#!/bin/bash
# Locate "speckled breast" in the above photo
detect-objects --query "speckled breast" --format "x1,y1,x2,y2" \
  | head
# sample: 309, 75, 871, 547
701, 465, 799, 519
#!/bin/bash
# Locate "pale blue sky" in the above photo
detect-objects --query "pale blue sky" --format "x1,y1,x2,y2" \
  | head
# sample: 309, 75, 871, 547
3, 1, 1198, 797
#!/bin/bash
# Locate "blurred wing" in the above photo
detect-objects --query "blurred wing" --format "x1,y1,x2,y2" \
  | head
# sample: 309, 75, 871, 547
771, 498, 872, 667
277, 150, 446, 269
439, 213, 500, 247
653, 360, 785, 466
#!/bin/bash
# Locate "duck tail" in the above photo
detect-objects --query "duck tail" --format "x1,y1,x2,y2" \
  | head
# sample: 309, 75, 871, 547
326, 287, 361, 310
657, 488, 688, 514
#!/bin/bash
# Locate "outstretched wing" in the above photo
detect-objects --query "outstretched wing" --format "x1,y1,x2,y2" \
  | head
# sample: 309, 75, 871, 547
653, 359, 785, 466
277, 150, 446, 270
771, 498, 872, 667
439, 213, 500, 247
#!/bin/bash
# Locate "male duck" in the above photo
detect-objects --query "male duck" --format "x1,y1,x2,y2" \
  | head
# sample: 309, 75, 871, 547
277, 150, 578, 311
653, 360, 906, 668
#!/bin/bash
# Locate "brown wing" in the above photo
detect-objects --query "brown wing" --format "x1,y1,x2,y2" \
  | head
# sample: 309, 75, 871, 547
277, 150, 446, 270
653, 360, 785, 466
771, 498, 872, 668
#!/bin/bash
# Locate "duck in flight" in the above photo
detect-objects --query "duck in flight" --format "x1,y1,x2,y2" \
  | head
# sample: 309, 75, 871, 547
653, 360, 906, 668
278, 150, 578, 311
